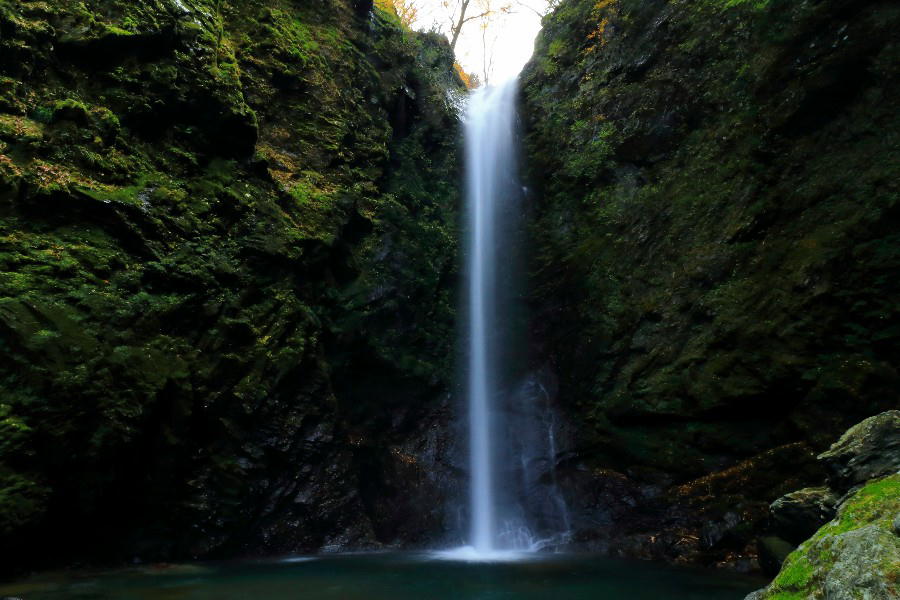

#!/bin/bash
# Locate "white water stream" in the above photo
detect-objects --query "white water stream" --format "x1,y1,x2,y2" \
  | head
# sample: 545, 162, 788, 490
439, 78, 570, 561
466, 79, 518, 555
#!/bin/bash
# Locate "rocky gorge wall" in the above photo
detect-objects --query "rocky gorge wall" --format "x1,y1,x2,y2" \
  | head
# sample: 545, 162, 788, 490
2, 0, 897, 582
0, 0, 464, 571
520, 0, 899, 569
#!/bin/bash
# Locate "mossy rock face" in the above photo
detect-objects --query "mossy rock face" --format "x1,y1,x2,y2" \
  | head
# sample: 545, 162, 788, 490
817, 410, 900, 491
0, 0, 464, 572
749, 474, 900, 600
520, 0, 899, 566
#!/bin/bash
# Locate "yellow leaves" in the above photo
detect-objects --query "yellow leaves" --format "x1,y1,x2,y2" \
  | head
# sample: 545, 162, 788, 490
454, 61, 480, 89
585, 0, 618, 53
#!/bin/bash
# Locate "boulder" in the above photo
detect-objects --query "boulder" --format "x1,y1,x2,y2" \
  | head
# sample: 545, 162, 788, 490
770, 486, 838, 545
819, 525, 899, 600
817, 410, 900, 491
748, 474, 900, 600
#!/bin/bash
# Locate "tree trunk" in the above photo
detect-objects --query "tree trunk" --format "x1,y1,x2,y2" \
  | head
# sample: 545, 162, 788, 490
450, 0, 472, 52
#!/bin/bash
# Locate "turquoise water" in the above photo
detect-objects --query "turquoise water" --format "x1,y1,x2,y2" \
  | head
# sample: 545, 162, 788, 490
0, 553, 764, 599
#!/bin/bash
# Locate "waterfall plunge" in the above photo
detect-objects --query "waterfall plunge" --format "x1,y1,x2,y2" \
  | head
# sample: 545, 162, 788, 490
452, 79, 570, 560
466, 80, 517, 555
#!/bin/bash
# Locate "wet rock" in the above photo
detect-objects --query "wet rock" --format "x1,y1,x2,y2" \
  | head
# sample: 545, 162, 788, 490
354, 399, 463, 548
770, 487, 838, 545
557, 442, 823, 568
700, 512, 741, 550
818, 410, 900, 491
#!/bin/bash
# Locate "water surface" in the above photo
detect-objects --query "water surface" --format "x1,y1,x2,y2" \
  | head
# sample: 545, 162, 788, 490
0, 553, 763, 599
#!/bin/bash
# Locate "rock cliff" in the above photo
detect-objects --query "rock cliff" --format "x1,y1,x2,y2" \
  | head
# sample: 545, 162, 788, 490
0, 0, 463, 571
520, 0, 899, 568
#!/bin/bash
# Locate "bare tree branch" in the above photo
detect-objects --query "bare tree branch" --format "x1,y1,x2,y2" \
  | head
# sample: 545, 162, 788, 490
461, 10, 492, 25
513, 0, 545, 18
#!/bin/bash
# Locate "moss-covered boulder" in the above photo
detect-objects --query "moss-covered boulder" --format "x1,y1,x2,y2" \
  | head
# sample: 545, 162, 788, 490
747, 474, 900, 600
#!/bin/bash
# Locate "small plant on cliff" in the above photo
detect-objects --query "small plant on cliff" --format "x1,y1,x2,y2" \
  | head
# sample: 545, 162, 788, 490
586, 0, 618, 51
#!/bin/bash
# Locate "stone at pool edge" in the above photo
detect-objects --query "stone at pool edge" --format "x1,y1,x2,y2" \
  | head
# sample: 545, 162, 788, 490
817, 410, 900, 492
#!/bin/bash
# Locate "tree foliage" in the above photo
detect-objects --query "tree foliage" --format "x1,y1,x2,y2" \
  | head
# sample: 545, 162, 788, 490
454, 61, 480, 88
376, 0, 420, 27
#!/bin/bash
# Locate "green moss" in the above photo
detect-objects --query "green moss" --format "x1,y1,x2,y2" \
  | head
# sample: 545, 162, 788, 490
817, 475, 900, 538
51, 98, 91, 124
770, 553, 815, 592
0, 403, 49, 535
721, 0, 771, 9
761, 475, 900, 598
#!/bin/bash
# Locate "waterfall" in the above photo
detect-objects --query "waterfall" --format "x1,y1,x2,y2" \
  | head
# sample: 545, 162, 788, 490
456, 78, 570, 558
466, 79, 518, 554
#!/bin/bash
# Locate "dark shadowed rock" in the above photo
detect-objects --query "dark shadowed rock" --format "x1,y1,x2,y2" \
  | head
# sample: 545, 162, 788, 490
818, 410, 900, 491
756, 536, 795, 577
700, 512, 741, 550
521, 0, 900, 569
770, 486, 838, 545
352, 0, 375, 17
